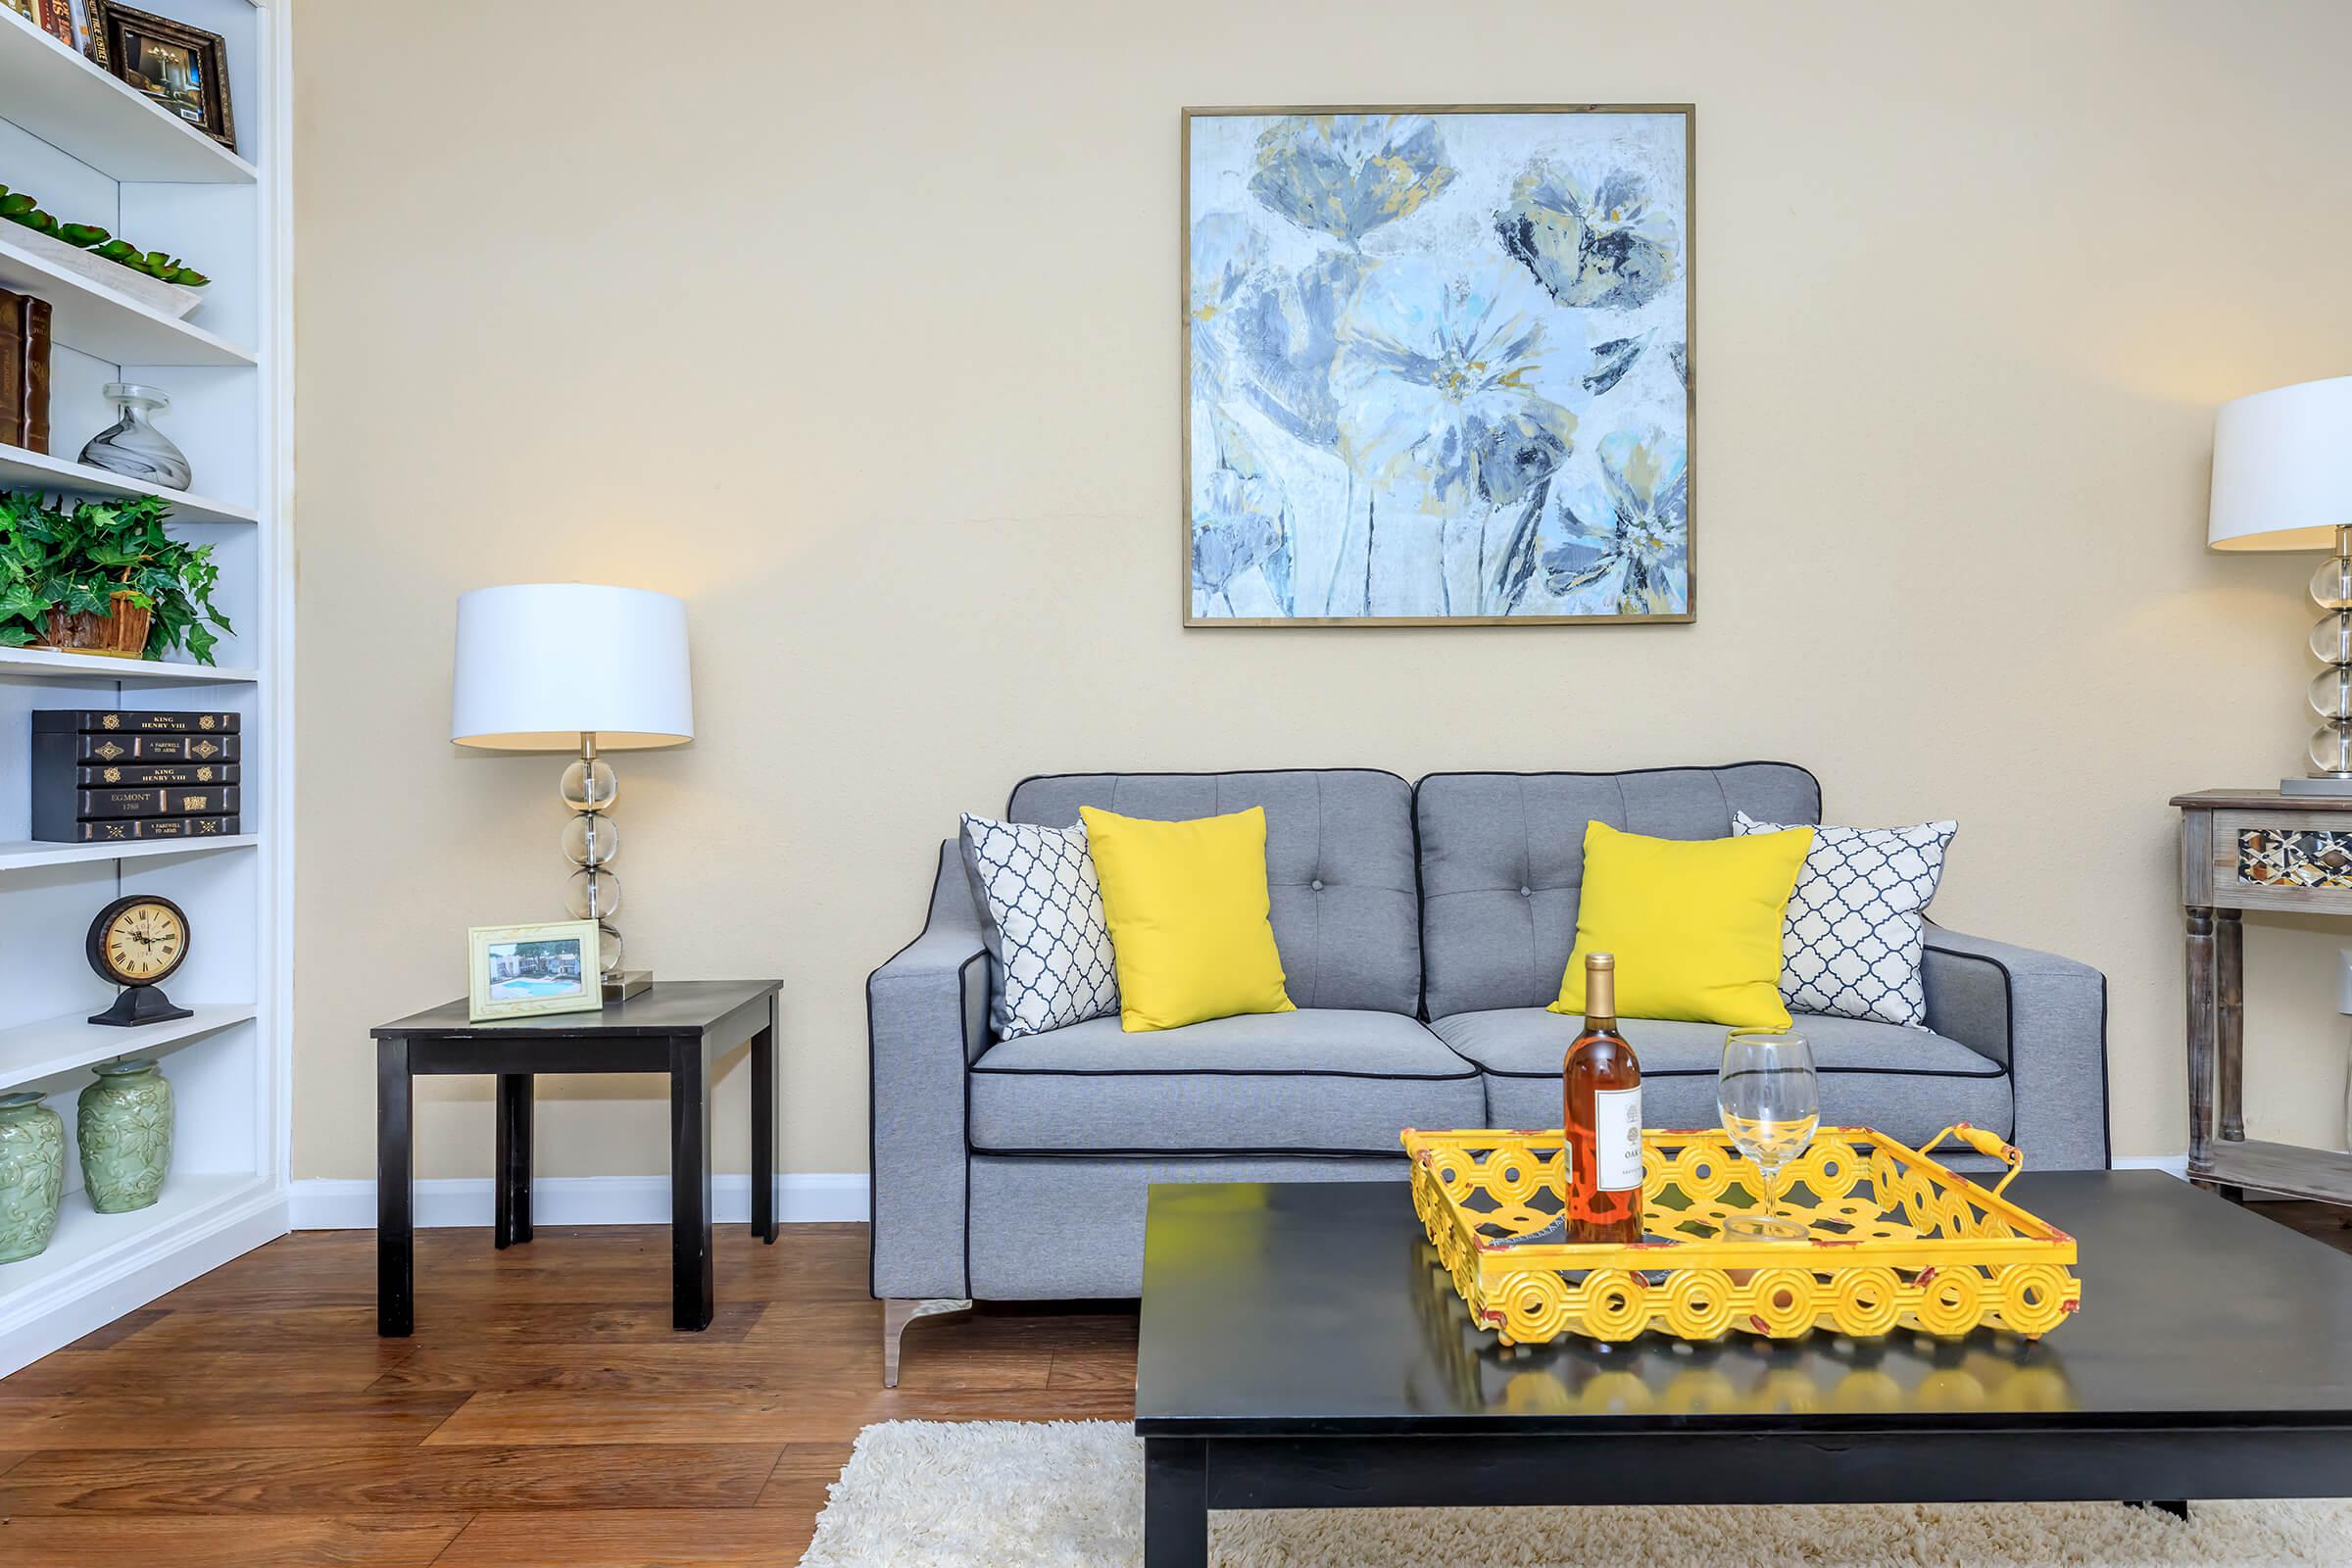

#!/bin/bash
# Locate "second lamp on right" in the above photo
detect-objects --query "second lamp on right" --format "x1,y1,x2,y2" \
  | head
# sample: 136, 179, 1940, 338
2210, 374, 2352, 794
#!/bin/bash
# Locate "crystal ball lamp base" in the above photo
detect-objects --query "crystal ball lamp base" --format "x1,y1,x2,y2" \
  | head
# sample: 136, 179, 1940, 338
562, 750, 624, 975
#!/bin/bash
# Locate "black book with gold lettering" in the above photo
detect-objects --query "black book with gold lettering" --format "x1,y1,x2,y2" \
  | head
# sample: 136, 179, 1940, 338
31, 709, 240, 735
32, 775, 239, 838
73, 763, 240, 787
71, 816, 240, 844
60, 731, 242, 763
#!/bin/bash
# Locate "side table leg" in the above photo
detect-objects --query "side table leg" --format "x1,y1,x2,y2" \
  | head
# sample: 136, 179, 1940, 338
1144, 1438, 1207, 1568
669, 1034, 715, 1331
376, 1038, 414, 1337
2216, 908, 2245, 1145
752, 998, 778, 1244
496, 1072, 534, 1249
2185, 906, 2216, 1183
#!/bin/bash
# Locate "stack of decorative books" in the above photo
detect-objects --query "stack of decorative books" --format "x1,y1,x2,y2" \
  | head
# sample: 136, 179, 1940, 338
29, 709, 242, 843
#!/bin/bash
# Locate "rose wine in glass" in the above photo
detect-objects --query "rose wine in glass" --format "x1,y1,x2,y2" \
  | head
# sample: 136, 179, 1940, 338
1564, 952, 1644, 1243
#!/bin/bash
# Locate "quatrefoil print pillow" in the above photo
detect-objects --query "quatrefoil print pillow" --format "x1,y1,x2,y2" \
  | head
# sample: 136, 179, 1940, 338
958, 814, 1120, 1040
1733, 810, 1957, 1027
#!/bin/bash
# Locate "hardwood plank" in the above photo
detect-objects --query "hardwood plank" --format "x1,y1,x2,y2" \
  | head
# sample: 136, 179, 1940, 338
0, 1448, 29, 1479
0, 1445, 783, 1514
755, 1442, 854, 1511
63, 1306, 172, 1350
368, 1339, 1050, 1396
431, 1507, 801, 1567
1046, 1350, 1138, 1391
0, 1513, 471, 1568
112, 1299, 765, 1351
423, 1386, 1134, 1447
0, 1390, 464, 1448
1, 1345, 419, 1397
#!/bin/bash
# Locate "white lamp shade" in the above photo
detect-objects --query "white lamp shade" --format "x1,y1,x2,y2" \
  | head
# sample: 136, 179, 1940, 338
451, 583, 694, 750
2210, 374, 2352, 551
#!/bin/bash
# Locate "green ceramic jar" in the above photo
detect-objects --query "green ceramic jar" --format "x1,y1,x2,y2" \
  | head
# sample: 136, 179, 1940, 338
0, 1090, 67, 1263
77, 1058, 173, 1214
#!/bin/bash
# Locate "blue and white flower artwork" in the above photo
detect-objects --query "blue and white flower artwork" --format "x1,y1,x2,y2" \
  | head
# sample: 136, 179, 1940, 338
1184, 108, 1693, 625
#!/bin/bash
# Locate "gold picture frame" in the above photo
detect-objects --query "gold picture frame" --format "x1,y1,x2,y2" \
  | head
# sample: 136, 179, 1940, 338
88, 1, 235, 154
466, 919, 604, 1023
1182, 104, 1695, 627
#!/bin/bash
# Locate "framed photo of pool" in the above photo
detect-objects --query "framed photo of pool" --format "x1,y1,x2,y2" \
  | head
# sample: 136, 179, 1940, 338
466, 920, 604, 1022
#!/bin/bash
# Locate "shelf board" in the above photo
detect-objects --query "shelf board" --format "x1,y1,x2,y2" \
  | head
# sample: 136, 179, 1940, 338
0, 232, 255, 368
0, 1003, 255, 1093
0, 443, 258, 524
0, 1172, 266, 1305
0, 9, 256, 183
0, 834, 257, 872
0, 646, 258, 685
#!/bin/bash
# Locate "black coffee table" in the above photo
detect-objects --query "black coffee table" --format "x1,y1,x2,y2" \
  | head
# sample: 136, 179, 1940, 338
1135, 1173, 2352, 1566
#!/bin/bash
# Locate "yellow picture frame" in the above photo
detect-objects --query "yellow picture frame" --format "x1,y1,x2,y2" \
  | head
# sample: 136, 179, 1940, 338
466, 919, 603, 1022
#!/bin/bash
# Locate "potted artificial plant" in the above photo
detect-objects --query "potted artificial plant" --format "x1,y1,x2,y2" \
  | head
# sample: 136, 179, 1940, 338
0, 491, 231, 663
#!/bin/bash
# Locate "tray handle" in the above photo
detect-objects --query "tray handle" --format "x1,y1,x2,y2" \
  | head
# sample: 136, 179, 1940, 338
1919, 1122, 2024, 1199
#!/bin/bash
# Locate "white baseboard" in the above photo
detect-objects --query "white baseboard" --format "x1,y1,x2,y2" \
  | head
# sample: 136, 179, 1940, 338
290, 1173, 869, 1230
2112, 1154, 2189, 1178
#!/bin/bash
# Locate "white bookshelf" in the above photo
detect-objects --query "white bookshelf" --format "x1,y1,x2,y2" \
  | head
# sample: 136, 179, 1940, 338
0, 0, 290, 1377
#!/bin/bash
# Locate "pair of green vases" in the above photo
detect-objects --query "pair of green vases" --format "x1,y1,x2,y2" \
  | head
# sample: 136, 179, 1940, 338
0, 1059, 175, 1264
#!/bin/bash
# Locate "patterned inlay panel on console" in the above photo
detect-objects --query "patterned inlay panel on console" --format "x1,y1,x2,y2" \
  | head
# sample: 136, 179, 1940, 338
2238, 827, 2352, 888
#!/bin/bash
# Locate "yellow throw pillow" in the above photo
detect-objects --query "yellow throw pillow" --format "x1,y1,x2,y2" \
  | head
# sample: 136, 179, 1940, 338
1549, 819, 1814, 1031
1079, 805, 1296, 1032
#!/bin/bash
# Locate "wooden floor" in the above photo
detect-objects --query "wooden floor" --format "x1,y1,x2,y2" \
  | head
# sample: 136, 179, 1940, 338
2, 1198, 2347, 1566
0, 1223, 1138, 1567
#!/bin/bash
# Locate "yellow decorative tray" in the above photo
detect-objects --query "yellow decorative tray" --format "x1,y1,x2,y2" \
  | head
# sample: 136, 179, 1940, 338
1403, 1124, 2081, 1346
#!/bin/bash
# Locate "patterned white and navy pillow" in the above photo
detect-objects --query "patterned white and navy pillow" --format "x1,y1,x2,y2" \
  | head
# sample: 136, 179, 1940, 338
957, 813, 1120, 1040
1733, 810, 1957, 1028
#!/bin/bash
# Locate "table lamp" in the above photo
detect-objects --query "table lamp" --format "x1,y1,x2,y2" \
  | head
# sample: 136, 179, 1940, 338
451, 583, 694, 998
2210, 374, 2352, 795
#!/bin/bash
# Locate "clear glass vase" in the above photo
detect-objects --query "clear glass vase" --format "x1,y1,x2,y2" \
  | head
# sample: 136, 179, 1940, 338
78, 383, 193, 491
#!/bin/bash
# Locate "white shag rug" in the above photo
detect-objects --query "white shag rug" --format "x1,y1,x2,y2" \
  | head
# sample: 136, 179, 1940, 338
798, 1420, 2352, 1567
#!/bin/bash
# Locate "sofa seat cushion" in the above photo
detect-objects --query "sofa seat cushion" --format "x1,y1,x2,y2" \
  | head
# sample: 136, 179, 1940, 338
1432, 1008, 2010, 1147
969, 1008, 1483, 1155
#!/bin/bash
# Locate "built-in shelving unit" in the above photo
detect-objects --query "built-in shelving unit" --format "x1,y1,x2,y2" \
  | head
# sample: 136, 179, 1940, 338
0, 0, 290, 1377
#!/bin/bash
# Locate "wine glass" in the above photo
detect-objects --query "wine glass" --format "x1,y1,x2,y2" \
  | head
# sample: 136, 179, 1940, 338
1718, 1029, 1820, 1242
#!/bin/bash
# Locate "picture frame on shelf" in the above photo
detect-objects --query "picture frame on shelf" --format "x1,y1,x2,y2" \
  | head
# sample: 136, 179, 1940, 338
87, 2, 235, 154
466, 920, 605, 1023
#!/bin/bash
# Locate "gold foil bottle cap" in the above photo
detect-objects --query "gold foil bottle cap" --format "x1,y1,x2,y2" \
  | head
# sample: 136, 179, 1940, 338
1586, 952, 1616, 970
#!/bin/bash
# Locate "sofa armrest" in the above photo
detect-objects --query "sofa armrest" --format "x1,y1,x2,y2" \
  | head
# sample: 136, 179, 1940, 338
867, 839, 990, 1299
1920, 921, 2110, 1170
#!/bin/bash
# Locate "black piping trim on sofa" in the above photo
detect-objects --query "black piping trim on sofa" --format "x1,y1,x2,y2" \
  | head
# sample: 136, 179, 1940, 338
970, 1063, 1479, 1081
1922, 928, 2115, 1170
1413, 761, 1826, 823
970, 1145, 1412, 1160
1004, 765, 1415, 820
863, 845, 981, 1303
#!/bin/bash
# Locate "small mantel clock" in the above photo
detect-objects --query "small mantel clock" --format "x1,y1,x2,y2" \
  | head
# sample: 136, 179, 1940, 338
85, 894, 195, 1027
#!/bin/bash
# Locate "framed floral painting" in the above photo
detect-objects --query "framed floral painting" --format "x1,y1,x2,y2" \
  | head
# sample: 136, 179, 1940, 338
1184, 105, 1693, 626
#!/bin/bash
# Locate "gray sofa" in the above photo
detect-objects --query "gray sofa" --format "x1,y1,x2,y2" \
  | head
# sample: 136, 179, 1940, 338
867, 765, 2108, 1381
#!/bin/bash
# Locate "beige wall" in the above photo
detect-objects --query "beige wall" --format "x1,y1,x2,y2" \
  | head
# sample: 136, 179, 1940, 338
292, 0, 2352, 1184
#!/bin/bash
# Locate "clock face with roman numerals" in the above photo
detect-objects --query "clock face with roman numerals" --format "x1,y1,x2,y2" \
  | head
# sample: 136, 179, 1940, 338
86, 895, 190, 987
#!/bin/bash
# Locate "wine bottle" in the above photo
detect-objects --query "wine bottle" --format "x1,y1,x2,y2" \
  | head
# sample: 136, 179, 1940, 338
1563, 952, 1644, 1244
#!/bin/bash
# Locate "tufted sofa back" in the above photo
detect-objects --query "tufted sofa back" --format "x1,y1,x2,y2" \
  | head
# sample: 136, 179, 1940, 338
1415, 764, 1823, 1020
1006, 770, 1421, 1016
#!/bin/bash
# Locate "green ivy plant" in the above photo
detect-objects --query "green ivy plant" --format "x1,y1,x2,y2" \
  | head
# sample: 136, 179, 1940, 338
0, 183, 210, 287
0, 491, 230, 664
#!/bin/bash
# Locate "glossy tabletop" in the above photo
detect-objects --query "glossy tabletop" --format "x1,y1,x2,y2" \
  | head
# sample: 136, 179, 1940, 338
1135, 1172, 2352, 1436
371, 980, 780, 1039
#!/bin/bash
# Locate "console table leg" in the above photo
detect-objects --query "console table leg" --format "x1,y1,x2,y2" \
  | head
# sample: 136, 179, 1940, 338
752, 999, 778, 1244
2216, 908, 2245, 1145
2185, 906, 2216, 1179
376, 1038, 414, 1337
669, 1035, 715, 1331
495, 1072, 534, 1249
1144, 1438, 1207, 1568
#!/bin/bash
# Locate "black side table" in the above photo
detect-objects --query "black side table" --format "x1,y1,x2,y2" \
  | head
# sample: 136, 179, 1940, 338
371, 979, 782, 1335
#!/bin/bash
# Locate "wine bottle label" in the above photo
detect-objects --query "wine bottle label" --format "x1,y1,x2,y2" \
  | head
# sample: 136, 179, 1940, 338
1592, 1085, 1643, 1192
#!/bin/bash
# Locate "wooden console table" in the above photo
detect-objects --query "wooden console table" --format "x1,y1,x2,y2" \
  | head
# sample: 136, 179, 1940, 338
2176, 790, 2352, 1204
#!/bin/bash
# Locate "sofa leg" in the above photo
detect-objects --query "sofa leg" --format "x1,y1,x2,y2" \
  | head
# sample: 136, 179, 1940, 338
882, 1297, 973, 1388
